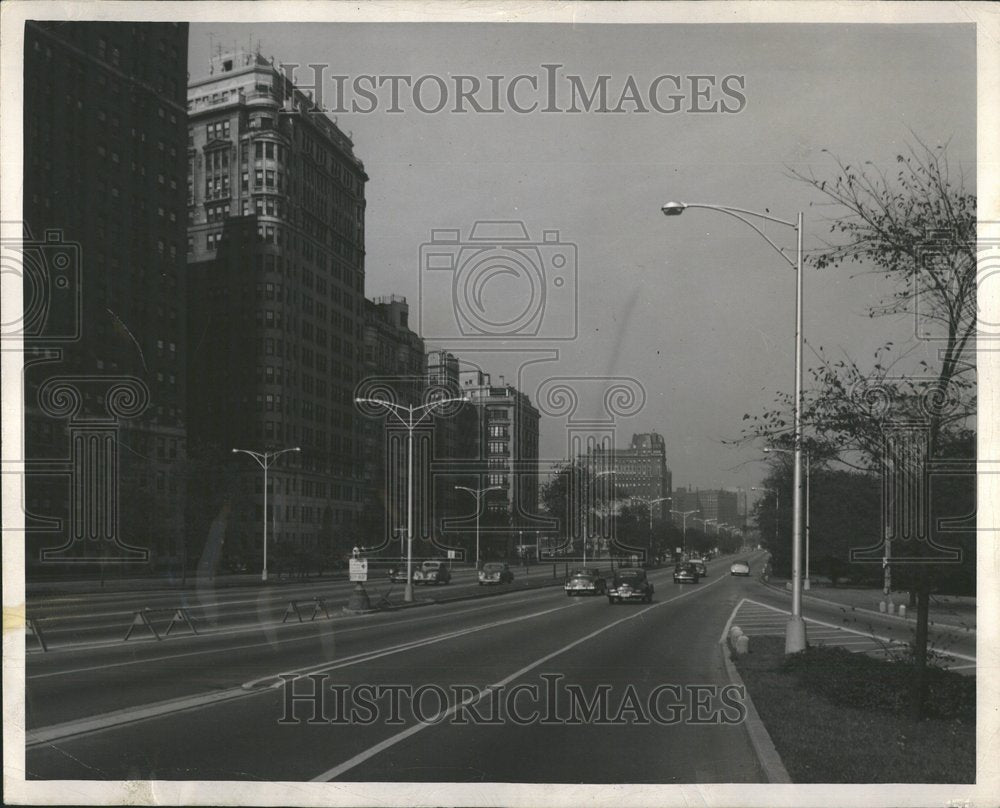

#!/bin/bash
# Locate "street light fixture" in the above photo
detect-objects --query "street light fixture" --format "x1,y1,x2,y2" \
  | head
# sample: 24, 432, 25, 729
670, 508, 699, 555
588, 469, 618, 563
752, 486, 780, 547
231, 445, 301, 583
661, 199, 806, 653
455, 485, 503, 569
765, 446, 812, 590
356, 395, 467, 602
630, 495, 672, 562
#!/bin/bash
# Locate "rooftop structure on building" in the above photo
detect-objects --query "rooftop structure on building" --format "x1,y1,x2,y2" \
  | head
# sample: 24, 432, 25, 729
578, 433, 673, 521
185, 48, 368, 565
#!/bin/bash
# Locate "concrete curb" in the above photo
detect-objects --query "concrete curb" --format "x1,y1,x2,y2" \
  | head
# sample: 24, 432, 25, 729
719, 638, 792, 784
757, 579, 975, 634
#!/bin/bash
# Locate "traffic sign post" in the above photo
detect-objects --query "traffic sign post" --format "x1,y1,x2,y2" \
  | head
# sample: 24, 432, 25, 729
346, 555, 371, 612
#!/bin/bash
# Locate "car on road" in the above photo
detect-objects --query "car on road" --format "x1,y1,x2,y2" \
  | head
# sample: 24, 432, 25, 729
607, 568, 653, 604
564, 568, 606, 596
691, 559, 707, 577
478, 562, 514, 585
730, 560, 751, 576
387, 563, 408, 583
413, 560, 451, 585
673, 562, 701, 584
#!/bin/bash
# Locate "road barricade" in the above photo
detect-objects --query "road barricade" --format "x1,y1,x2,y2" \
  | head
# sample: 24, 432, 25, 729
123, 607, 198, 641
282, 597, 331, 623
26, 618, 48, 652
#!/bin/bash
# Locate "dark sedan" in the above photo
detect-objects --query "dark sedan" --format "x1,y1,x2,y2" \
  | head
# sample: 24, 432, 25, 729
478, 562, 514, 585
673, 562, 701, 584
564, 568, 606, 596
607, 569, 653, 604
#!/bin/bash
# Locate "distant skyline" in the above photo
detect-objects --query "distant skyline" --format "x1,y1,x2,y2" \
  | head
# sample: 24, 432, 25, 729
188, 21, 976, 495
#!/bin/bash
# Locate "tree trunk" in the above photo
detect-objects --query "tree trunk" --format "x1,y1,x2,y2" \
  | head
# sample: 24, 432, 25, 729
911, 572, 931, 720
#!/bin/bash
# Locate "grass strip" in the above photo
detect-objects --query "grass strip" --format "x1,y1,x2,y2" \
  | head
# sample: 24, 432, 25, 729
733, 636, 974, 783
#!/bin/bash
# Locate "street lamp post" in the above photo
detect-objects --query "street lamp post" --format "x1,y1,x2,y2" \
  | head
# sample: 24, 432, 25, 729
630, 495, 672, 562
662, 200, 806, 653
231, 446, 301, 583
588, 469, 618, 564
765, 446, 812, 590
356, 395, 467, 602
455, 485, 502, 569
670, 509, 699, 556
752, 486, 780, 548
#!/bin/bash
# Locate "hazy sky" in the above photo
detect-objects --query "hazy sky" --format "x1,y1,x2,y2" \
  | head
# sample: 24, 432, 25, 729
188, 21, 976, 495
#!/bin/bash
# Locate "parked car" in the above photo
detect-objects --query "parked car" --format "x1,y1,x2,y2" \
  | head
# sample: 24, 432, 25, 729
730, 560, 751, 577
607, 568, 654, 604
479, 562, 514, 585
673, 562, 701, 584
691, 559, 707, 577
564, 568, 606, 596
387, 562, 408, 583
413, 560, 451, 585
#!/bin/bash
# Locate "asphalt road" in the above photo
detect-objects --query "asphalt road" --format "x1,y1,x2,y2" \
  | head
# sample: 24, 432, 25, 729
23, 552, 976, 782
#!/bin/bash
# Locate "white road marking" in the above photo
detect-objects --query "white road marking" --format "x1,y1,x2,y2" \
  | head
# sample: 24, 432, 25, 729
244, 602, 580, 690
312, 573, 729, 782
738, 599, 977, 663
28, 591, 561, 680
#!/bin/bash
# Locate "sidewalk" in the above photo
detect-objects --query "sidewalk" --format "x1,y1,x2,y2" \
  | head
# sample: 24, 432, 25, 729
762, 577, 976, 632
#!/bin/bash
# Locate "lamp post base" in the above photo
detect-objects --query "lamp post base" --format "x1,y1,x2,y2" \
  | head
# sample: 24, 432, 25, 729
785, 616, 807, 654
346, 582, 372, 613
404, 582, 414, 603
261, 569, 268, 584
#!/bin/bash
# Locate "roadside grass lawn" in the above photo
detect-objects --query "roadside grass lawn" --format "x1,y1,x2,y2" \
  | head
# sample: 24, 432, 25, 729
734, 636, 974, 783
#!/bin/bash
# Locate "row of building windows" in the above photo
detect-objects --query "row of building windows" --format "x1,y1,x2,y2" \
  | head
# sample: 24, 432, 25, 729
207, 120, 231, 141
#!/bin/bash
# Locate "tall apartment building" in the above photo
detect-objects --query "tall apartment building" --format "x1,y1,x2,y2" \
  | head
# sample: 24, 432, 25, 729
579, 433, 673, 520
465, 383, 541, 523
186, 50, 368, 567
360, 296, 425, 547
425, 350, 483, 547
672, 486, 740, 530
22, 22, 189, 570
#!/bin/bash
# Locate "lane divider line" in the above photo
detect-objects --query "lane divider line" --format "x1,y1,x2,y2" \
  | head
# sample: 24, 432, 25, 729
311, 573, 729, 782
28, 592, 557, 681
26, 601, 575, 747
243, 603, 578, 690
27, 568, 729, 749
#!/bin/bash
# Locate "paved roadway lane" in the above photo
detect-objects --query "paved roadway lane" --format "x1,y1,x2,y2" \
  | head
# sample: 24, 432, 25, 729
25, 554, 768, 782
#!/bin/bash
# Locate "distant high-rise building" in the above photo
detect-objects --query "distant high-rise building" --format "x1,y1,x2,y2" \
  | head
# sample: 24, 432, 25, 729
425, 350, 483, 551
673, 486, 739, 531
579, 433, 673, 520
466, 382, 540, 523
360, 296, 425, 547
185, 50, 368, 565
23, 22, 190, 569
